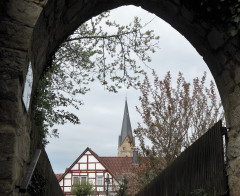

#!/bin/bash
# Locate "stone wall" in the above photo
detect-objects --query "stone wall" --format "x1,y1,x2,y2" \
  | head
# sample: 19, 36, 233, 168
0, 0, 239, 195
0, 0, 63, 195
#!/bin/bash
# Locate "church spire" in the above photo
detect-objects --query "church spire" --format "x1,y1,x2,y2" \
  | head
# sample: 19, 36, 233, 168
118, 100, 135, 157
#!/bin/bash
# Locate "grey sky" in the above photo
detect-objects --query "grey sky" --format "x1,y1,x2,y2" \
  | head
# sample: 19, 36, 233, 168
45, 5, 215, 174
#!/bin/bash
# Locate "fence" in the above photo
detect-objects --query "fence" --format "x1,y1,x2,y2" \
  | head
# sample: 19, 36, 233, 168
136, 120, 228, 196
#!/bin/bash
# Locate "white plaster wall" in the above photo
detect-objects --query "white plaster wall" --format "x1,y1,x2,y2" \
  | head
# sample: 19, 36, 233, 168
80, 164, 87, 169
64, 187, 71, 192
88, 163, 95, 169
64, 179, 71, 186
89, 173, 95, 178
89, 179, 95, 184
89, 155, 98, 162
79, 155, 87, 163
97, 187, 104, 191
96, 163, 104, 170
72, 164, 78, 170
65, 173, 71, 178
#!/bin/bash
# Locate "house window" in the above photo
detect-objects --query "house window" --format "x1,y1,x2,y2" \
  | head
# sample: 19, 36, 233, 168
123, 147, 125, 150
80, 176, 87, 183
73, 176, 87, 185
96, 176, 104, 186
73, 176, 80, 185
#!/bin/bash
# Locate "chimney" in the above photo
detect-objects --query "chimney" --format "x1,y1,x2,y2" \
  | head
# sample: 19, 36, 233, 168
132, 148, 138, 165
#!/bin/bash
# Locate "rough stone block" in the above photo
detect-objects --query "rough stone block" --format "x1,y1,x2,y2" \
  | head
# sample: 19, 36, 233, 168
0, 47, 27, 77
0, 100, 19, 126
0, 21, 33, 51
228, 85, 240, 110
215, 53, 227, 66
17, 133, 30, 162
203, 54, 223, 76
172, 0, 180, 5
228, 128, 240, 158
229, 104, 240, 129
234, 66, 240, 84
0, 132, 16, 158
225, 38, 238, 57
181, 6, 193, 21
236, 52, 240, 63
207, 27, 225, 50
63, 0, 84, 22
193, 24, 207, 37
227, 158, 240, 176
0, 180, 12, 194
228, 175, 240, 196
221, 68, 235, 91
0, 160, 12, 179
7, 0, 42, 27
162, 1, 179, 16
0, 78, 19, 102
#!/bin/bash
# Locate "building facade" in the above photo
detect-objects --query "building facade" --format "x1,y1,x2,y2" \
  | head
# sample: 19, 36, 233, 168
57, 100, 137, 195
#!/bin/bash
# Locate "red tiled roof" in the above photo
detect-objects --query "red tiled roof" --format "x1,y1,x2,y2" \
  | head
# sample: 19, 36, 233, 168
55, 173, 63, 180
99, 157, 133, 177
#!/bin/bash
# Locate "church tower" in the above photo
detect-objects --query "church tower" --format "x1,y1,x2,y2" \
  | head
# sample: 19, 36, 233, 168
118, 100, 135, 157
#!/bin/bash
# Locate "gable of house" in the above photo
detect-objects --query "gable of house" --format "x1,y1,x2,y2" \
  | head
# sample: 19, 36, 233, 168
58, 147, 120, 195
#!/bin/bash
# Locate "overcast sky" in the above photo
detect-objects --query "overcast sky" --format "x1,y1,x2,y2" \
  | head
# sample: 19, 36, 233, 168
45, 5, 215, 174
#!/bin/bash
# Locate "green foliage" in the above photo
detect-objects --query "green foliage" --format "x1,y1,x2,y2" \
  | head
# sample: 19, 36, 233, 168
33, 11, 159, 144
71, 181, 95, 196
116, 177, 130, 196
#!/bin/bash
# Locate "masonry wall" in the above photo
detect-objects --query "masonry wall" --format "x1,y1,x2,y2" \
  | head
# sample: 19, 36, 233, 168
0, 1, 42, 195
0, 0, 63, 195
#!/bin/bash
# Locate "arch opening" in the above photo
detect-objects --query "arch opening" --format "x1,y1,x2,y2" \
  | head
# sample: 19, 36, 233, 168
39, 5, 226, 195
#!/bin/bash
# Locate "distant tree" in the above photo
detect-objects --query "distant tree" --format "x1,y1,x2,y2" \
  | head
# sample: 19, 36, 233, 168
32, 11, 160, 144
134, 70, 224, 185
116, 176, 130, 196
71, 181, 95, 196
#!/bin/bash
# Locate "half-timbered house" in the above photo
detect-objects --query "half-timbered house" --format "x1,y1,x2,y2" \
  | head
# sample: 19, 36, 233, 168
57, 100, 138, 195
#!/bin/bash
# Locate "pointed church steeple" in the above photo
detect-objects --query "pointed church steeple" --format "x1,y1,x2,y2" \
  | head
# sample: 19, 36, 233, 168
118, 100, 135, 157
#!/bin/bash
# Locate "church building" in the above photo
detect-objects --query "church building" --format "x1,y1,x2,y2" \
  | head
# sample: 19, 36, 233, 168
118, 100, 135, 157
56, 100, 138, 196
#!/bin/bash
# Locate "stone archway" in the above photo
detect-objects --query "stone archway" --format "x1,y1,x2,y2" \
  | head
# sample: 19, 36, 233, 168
0, 0, 239, 195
